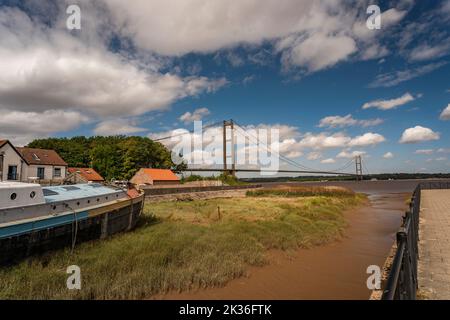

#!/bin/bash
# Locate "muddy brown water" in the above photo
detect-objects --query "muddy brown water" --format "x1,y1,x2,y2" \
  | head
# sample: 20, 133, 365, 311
156, 180, 447, 300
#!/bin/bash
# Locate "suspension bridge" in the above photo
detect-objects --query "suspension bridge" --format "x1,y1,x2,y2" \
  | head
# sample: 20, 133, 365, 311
153, 119, 369, 180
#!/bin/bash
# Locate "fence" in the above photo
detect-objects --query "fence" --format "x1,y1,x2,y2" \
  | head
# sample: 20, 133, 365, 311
382, 181, 450, 300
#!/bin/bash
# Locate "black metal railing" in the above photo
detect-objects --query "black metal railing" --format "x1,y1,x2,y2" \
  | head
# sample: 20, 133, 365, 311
382, 181, 450, 299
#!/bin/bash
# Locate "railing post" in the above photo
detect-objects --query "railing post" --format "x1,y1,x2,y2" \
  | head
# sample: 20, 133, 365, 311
397, 230, 409, 299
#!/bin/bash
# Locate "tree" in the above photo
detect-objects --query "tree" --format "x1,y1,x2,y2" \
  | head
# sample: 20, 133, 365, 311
27, 135, 185, 181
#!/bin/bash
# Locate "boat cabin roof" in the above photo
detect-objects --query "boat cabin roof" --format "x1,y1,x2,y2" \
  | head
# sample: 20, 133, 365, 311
42, 184, 123, 203
0, 182, 39, 189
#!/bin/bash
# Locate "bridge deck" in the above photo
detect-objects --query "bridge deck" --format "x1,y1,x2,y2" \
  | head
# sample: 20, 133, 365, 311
418, 189, 450, 299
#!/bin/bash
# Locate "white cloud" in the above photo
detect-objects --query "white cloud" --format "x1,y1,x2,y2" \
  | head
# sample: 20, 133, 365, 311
352, 8, 407, 43
307, 152, 322, 161
337, 150, 366, 159
362, 93, 416, 110
0, 109, 88, 135
440, 104, 450, 120
0, 109, 89, 145
94, 119, 147, 136
319, 115, 356, 127
437, 148, 450, 153
359, 118, 385, 127
383, 152, 394, 159
299, 133, 351, 150
399, 126, 440, 144
426, 157, 448, 162
359, 44, 389, 60
243, 124, 301, 141
0, 10, 226, 117
103, 0, 409, 73
409, 43, 450, 61
281, 32, 357, 72
415, 149, 434, 155
298, 131, 385, 151
369, 62, 447, 88
150, 122, 305, 166
105, 0, 318, 56
321, 158, 336, 164
242, 75, 256, 85
348, 133, 386, 147
318, 114, 383, 128
0, 6, 227, 143
179, 108, 211, 124
225, 52, 245, 67
283, 150, 303, 159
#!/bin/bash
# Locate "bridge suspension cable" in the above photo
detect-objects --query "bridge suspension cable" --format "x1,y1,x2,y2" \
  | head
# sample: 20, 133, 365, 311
362, 158, 371, 176
233, 121, 318, 172
233, 120, 357, 175
152, 121, 223, 142
150, 118, 361, 177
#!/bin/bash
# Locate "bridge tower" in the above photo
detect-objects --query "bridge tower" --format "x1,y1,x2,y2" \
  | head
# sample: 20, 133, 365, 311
223, 120, 236, 176
355, 155, 363, 181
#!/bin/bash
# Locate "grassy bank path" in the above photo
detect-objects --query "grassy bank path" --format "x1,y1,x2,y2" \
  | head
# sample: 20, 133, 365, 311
0, 187, 365, 299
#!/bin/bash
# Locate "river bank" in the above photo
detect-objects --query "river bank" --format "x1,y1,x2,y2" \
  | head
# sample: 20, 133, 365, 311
157, 181, 415, 299
0, 186, 362, 299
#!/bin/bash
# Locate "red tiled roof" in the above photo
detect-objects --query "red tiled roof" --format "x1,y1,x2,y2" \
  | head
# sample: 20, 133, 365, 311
17, 147, 67, 166
68, 168, 104, 182
0, 140, 8, 148
142, 168, 180, 181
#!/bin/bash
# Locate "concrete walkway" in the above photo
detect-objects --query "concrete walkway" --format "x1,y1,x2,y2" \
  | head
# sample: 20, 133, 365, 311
418, 189, 450, 299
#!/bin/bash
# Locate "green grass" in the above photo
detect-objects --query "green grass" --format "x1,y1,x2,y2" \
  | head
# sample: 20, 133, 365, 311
0, 188, 365, 299
246, 186, 356, 198
181, 173, 247, 186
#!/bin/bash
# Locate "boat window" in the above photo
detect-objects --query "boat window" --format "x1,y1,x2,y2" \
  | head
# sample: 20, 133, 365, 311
10, 193, 17, 200
88, 184, 103, 188
43, 189, 59, 196
63, 186, 81, 191
30, 191, 36, 199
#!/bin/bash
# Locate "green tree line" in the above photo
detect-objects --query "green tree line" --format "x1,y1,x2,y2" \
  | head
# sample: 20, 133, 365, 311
27, 136, 187, 181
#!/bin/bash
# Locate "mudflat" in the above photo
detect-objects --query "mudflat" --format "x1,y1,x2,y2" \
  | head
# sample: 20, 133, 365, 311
157, 180, 416, 300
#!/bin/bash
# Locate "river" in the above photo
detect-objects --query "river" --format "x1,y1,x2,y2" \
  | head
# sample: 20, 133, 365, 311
157, 179, 446, 299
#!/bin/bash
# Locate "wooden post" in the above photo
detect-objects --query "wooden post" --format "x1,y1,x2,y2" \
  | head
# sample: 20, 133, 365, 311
100, 212, 109, 239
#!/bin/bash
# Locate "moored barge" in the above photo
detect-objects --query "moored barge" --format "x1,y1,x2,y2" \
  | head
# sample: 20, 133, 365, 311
0, 182, 144, 265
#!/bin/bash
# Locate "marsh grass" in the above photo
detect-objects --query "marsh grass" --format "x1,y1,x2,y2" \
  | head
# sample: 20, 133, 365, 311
246, 186, 356, 198
0, 187, 365, 299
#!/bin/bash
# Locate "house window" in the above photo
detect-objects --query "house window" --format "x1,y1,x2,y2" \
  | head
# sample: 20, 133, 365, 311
37, 167, 45, 179
7, 165, 18, 180
54, 167, 61, 178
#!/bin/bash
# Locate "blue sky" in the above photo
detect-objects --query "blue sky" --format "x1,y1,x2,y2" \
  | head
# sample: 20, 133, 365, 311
0, 0, 449, 174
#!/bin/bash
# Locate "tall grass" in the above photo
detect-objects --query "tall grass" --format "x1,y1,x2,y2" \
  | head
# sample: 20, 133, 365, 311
0, 189, 364, 299
247, 186, 355, 198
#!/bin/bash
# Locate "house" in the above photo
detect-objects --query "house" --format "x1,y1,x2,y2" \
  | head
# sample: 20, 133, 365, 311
0, 140, 67, 183
130, 168, 180, 186
67, 167, 104, 184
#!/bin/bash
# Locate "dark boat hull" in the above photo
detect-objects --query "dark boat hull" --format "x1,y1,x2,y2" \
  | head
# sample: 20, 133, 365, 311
0, 194, 144, 265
